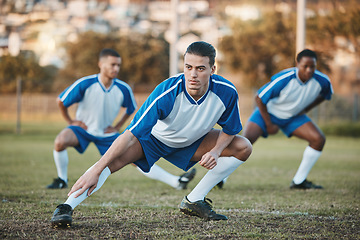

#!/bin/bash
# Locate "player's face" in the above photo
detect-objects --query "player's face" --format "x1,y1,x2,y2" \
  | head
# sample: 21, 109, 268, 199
99, 56, 121, 80
184, 53, 216, 101
297, 56, 316, 83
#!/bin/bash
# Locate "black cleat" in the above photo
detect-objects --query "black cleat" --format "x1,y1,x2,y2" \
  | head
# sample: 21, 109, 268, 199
177, 168, 197, 190
179, 196, 228, 221
290, 179, 323, 190
51, 204, 73, 228
47, 177, 68, 189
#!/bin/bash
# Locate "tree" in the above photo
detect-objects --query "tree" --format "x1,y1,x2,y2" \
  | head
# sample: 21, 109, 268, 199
54, 31, 169, 92
0, 51, 57, 94
219, 11, 295, 88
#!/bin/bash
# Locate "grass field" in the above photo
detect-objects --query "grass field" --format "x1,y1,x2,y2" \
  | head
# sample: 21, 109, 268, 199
0, 122, 359, 239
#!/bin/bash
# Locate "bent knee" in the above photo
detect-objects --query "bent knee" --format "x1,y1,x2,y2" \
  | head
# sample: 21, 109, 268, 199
233, 137, 252, 161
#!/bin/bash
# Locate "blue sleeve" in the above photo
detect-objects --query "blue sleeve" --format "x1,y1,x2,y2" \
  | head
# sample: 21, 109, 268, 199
315, 71, 333, 100
58, 78, 93, 107
127, 78, 179, 138
258, 71, 294, 104
217, 89, 242, 135
116, 82, 137, 115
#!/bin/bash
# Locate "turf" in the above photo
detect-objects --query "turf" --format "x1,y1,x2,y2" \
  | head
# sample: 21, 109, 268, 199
0, 122, 359, 239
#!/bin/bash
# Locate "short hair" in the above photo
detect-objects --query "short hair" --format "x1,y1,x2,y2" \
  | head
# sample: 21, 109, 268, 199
184, 41, 216, 66
99, 48, 120, 60
296, 49, 317, 62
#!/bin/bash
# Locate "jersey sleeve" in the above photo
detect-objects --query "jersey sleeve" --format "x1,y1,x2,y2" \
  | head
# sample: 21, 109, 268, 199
217, 89, 242, 135
315, 70, 333, 100
58, 79, 88, 107
258, 70, 294, 104
117, 82, 137, 115
127, 78, 178, 139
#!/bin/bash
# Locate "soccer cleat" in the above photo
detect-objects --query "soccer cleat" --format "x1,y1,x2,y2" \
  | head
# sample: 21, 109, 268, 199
46, 177, 68, 189
51, 204, 73, 228
290, 179, 323, 190
179, 196, 228, 221
177, 168, 197, 190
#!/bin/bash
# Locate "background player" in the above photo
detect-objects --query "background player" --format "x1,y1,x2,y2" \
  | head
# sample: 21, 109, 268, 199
46, 48, 196, 191
243, 49, 333, 189
50, 41, 252, 227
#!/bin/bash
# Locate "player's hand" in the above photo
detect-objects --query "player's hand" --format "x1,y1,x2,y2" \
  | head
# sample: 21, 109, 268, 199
68, 168, 100, 198
70, 120, 88, 130
104, 126, 118, 133
199, 152, 218, 170
266, 123, 279, 134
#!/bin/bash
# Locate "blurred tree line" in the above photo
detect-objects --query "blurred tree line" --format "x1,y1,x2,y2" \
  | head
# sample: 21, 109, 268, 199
218, 1, 360, 88
0, 1, 359, 93
0, 32, 169, 94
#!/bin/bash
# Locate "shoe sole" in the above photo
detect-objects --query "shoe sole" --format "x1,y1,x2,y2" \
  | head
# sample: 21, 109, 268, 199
51, 217, 72, 229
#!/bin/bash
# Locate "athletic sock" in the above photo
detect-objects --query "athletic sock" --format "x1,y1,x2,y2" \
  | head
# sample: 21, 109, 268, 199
64, 166, 111, 209
292, 146, 322, 184
187, 157, 244, 202
53, 149, 69, 183
137, 164, 180, 189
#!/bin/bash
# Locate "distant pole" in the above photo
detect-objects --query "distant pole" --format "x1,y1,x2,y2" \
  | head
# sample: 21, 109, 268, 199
170, 0, 179, 76
16, 77, 22, 134
296, 0, 306, 54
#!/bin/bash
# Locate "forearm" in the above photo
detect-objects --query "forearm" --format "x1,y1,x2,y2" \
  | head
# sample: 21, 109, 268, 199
114, 113, 131, 131
256, 96, 272, 126
303, 96, 325, 113
57, 97, 72, 124
210, 131, 235, 157
92, 130, 136, 172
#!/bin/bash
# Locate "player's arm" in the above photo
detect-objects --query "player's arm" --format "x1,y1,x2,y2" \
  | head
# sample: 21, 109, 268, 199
57, 97, 87, 130
104, 113, 131, 133
300, 95, 325, 114
199, 131, 235, 170
69, 129, 138, 197
255, 95, 279, 134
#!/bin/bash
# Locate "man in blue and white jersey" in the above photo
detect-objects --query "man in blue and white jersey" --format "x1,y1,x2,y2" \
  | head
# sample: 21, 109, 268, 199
47, 48, 196, 191
50, 41, 252, 227
243, 49, 333, 190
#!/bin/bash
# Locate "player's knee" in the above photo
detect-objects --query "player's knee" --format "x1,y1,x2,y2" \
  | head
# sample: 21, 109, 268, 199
311, 133, 326, 150
54, 135, 67, 151
233, 138, 252, 161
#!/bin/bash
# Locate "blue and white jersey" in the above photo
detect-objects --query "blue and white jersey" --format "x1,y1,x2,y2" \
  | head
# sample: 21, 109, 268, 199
258, 67, 333, 119
59, 74, 137, 137
127, 73, 242, 148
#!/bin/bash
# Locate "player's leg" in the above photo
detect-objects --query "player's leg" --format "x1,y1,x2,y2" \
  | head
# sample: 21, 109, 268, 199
180, 129, 252, 220
47, 128, 79, 189
136, 164, 197, 190
290, 121, 325, 189
242, 121, 264, 144
51, 130, 145, 228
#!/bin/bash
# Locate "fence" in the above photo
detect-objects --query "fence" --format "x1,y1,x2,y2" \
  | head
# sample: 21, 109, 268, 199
0, 92, 359, 126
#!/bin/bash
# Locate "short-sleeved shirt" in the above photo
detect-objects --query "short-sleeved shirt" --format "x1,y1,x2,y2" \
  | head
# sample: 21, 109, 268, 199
59, 74, 137, 137
126, 73, 242, 172
258, 67, 333, 120
127, 73, 242, 148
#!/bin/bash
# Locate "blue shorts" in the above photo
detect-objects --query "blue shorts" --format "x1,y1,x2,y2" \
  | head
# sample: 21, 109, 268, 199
248, 108, 311, 138
68, 126, 120, 155
133, 133, 206, 173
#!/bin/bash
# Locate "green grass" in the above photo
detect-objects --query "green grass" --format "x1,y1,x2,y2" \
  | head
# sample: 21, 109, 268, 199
0, 121, 359, 239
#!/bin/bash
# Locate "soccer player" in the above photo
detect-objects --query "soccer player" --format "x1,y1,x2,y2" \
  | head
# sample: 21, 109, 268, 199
243, 49, 333, 189
50, 41, 252, 228
46, 48, 196, 191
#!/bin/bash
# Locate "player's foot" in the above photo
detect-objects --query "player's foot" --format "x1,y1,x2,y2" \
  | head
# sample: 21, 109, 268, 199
177, 168, 197, 190
290, 179, 323, 190
46, 177, 68, 189
51, 204, 73, 228
179, 196, 228, 221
